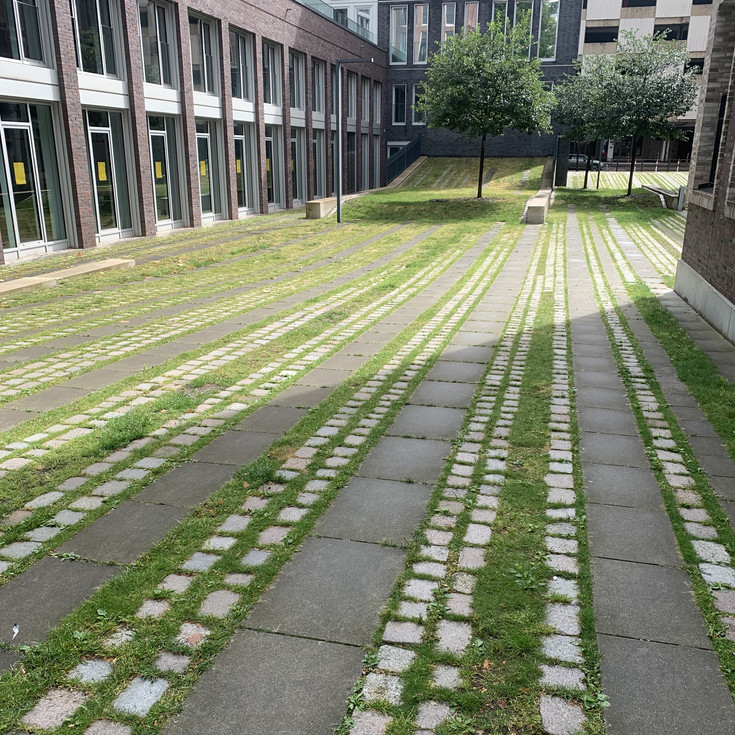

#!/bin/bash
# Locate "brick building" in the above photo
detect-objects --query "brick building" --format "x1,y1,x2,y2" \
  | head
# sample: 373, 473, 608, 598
0, 0, 385, 262
676, 0, 735, 341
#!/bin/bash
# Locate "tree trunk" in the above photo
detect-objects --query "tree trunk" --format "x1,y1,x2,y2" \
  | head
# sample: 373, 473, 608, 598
627, 136, 637, 196
477, 133, 487, 199
583, 142, 592, 190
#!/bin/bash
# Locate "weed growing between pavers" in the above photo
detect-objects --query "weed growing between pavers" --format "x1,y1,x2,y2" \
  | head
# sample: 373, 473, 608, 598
579, 210, 735, 699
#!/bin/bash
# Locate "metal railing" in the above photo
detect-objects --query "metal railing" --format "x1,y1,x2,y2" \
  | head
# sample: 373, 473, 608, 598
606, 158, 691, 173
386, 139, 422, 184
294, 0, 376, 44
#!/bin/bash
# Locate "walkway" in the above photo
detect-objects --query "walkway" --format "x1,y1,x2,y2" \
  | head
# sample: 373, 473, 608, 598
1, 177, 735, 735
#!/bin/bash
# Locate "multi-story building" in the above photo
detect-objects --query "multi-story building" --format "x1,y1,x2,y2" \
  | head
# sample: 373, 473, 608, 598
0, 0, 385, 262
376, 0, 583, 158
676, 0, 735, 341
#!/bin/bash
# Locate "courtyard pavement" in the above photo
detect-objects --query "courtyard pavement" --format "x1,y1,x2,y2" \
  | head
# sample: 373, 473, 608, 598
1, 170, 735, 734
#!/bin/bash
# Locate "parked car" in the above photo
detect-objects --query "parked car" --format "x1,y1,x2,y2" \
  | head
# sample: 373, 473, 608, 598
568, 154, 605, 171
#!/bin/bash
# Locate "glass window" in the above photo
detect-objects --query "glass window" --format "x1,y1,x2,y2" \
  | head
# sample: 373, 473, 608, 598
264, 124, 282, 206
262, 41, 281, 106
195, 119, 220, 214
361, 132, 369, 190
333, 6, 347, 26
330, 64, 337, 113
148, 114, 181, 222
465, 1, 479, 32
493, 0, 508, 31
72, 0, 118, 76
441, 2, 456, 42
361, 78, 370, 121
389, 5, 407, 64
234, 121, 256, 210
414, 4, 428, 63
291, 126, 305, 203
230, 29, 253, 100
346, 131, 356, 193
392, 84, 406, 125
538, 0, 559, 59
373, 134, 380, 189
312, 128, 325, 198
312, 58, 325, 113
139, 0, 173, 86
373, 82, 381, 121
189, 15, 215, 94
289, 50, 305, 110
412, 84, 425, 125
347, 71, 357, 118
0, 0, 44, 63
357, 7, 370, 31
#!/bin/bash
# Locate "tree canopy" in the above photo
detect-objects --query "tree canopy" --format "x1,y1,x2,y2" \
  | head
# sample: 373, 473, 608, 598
417, 17, 554, 198
555, 30, 699, 195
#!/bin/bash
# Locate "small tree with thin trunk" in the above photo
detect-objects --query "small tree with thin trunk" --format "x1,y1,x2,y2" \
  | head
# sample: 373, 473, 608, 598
417, 17, 553, 199
555, 30, 699, 196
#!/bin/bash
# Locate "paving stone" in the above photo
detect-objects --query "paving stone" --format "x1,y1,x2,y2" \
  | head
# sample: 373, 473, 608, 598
181, 552, 219, 572
162, 629, 362, 735
25, 491, 64, 509
92, 480, 130, 497
68, 659, 114, 684
404, 578, 439, 601
154, 652, 190, 674
540, 695, 586, 735
415, 701, 452, 729
176, 622, 211, 648
0, 541, 41, 559
69, 496, 106, 511
548, 488, 576, 505
242, 549, 271, 567
446, 592, 472, 617
548, 577, 579, 601
136, 600, 171, 619
192, 431, 275, 466
543, 634, 583, 663
713, 589, 735, 615
432, 664, 461, 689
464, 523, 492, 545
579, 432, 646, 467
83, 462, 113, 476
685, 522, 718, 539
116, 468, 149, 481
59, 477, 87, 492
113, 677, 169, 717
546, 604, 580, 636
591, 558, 711, 647
53, 509, 85, 526
58, 501, 186, 564
458, 547, 485, 569
278, 506, 308, 523
137, 462, 236, 507
436, 619, 472, 655
546, 473, 574, 489
349, 709, 392, 734
84, 720, 132, 735
224, 573, 253, 587
218, 515, 251, 533
314, 477, 431, 545
377, 644, 417, 672
453, 572, 477, 594
21, 688, 87, 728
258, 526, 289, 544
199, 590, 240, 618
158, 574, 193, 594
203, 535, 237, 551
413, 561, 446, 578
388, 405, 465, 440
103, 628, 135, 648
420, 545, 449, 562
540, 664, 585, 690
383, 621, 423, 644
362, 672, 403, 704
679, 507, 710, 522
597, 634, 735, 735
692, 540, 730, 564
701, 563, 735, 587
246, 537, 404, 645
398, 601, 428, 620
358, 436, 449, 484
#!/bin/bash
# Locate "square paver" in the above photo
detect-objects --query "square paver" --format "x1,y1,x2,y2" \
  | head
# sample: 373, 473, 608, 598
21, 688, 88, 729
592, 557, 711, 647
56, 501, 186, 564
136, 462, 236, 507
409, 381, 475, 409
0, 557, 117, 645
161, 629, 362, 735
583, 464, 663, 509
597, 635, 735, 735
577, 407, 639, 436
427, 361, 485, 383
388, 405, 465, 440
271, 384, 334, 408
314, 477, 431, 545
234, 406, 307, 434
358, 437, 449, 484
246, 537, 404, 645
192, 431, 275, 466
580, 432, 646, 468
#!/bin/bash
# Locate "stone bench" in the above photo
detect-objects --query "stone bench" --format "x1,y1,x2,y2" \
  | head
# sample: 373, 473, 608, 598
643, 185, 686, 211
525, 189, 552, 224
305, 198, 337, 219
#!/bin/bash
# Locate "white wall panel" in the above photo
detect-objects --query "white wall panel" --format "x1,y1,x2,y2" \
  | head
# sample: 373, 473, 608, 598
655, 0, 692, 18
586, 0, 622, 21
619, 17, 656, 36
687, 15, 710, 52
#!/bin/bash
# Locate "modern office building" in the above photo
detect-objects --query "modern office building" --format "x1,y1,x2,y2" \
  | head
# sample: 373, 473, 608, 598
676, 0, 735, 341
0, 0, 385, 262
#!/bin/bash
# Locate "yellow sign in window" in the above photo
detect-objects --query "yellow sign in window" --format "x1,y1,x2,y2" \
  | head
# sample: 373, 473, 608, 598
13, 162, 26, 186
200, 160, 207, 177
155, 161, 163, 179
97, 161, 107, 182
266, 159, 271, 173
236, 159, 241, 174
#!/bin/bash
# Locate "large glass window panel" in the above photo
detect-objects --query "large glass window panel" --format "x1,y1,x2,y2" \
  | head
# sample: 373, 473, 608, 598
373, 82, 381, 121
108, 112, 130, 229
373, 134, 380, 189
538, 0, 559, 59
90, 130, 115, 230
413, 4, 428, 63
98, 0, 115, 75
347, 72, 356, 118
289, 51, 304, 110
493, 0, 508, 30
140, 1, 172, 85
75, 0, 103, 73
0, 0, 21, 60
234, 123, 255, 211
361, 132, 369, 190
346, 131, 356, 193
312, 128, 325, 198
156, 4, 171, 84
361, 78, 370, 120
264, 125, 282, 206
190, 15, 215, 93
197, 133, 211, 213
148, 115, 181, 223
392, 84, 406, 125
290, 127, 305, 203
263, 41, 281, 106
150, 131, 169, 219
3, 127, 40, 242
312, 59, 325, 113
442, 2, 456, 42
18, 0, 43, 61
412, 84, 425, 124
389, 5, 407, 64
515, 0, 534, 55
31, 104, 65, 241
465, 1, 479, 31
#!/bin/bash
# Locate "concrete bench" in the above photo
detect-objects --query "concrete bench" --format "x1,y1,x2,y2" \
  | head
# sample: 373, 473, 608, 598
525, 189, 552, 224
643, 185, 686, 211
306, 198, 337, 219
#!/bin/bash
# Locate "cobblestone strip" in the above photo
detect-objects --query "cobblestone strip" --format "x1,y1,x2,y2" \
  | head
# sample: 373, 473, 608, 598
579, 210, 735, 656
345, 229, 545, 735
0, 239, 468, 574
7, 227, 516, 733
0, 229, 415, 400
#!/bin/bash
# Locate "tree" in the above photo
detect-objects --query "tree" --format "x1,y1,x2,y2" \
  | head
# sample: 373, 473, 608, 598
417, 17, 554, 199
555, 30, 699, 196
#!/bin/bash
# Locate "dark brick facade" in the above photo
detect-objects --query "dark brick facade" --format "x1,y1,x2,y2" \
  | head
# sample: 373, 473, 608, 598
681, 0, 735, 304
378, 0, 582, 157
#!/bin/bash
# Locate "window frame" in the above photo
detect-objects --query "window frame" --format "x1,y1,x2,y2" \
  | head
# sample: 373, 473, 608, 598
538, 0, 559, 61
312, 58, 325, 113
230, 28, 253, 101
72, 0, 121, 78
138, 0, 175, 87
389, 4, 408, 65
289, 49, 305, 110
262, 40, 282, 107
441, 2, 456, 43
189, 13, 217, 94
0, 0, 47, 65
412, 84, 425, 125
464, 1, 479, 32
361, 77, 370, 121
392, 83, 406, 125
413, 3, 428, 64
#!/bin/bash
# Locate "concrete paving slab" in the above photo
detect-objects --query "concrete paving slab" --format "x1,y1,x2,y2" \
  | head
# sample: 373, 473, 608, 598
575, 371, 621, 389
440, 345, 494, 363
271, 384, 334, 408
136, 462, 236, 507
584, 464, 663, 508
314, 477, 431, 545
426, 361, 485, 383
233, 406, 307, 434
358, 436, 449, 484
577, 407, 639, 436
10, 386, 86, 412
63, 368, 140, 390
192, 431, 274, 466
246, 537, 404, 645
579, 432, 647, 467
597, 635, 735, 735
388, 405, 465, 440
592, 558, 710, 646
296, 369, 351, 388
587, 504, 681, 565
56, 501, 187, 563
409, 381, 475, 408
163, 629, 363, 735
0, 557, 117, 644
318, 354, 369, 371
